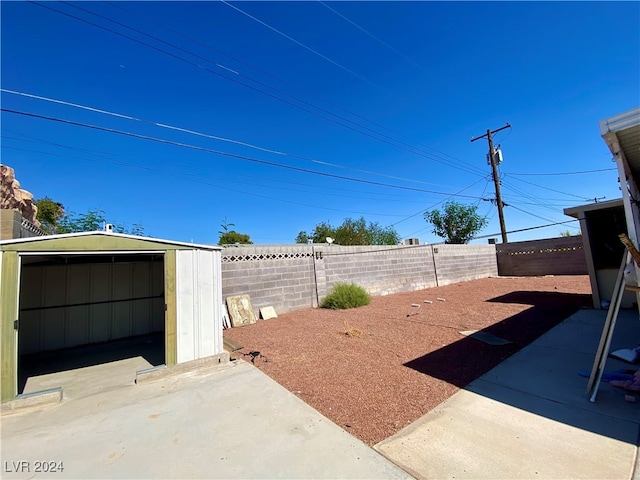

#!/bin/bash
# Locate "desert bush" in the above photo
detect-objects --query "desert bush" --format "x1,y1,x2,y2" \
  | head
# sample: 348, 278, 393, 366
321, 282, 371, 309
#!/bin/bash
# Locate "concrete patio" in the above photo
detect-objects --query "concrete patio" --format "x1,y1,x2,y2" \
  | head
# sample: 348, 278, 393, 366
375, 308, 640, 479
1, 358, 410, 479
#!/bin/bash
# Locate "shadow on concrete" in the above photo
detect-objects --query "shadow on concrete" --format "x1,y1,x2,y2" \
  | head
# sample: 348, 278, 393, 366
404, 291, 640, 443
18, 333, 164, 393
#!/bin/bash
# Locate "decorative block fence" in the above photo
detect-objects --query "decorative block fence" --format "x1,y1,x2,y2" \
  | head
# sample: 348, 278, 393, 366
221, 243, 498, 315
496, 236, 587, 277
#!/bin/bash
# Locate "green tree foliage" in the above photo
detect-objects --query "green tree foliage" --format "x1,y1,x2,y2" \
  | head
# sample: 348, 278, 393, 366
34, 198, 144, 235
295, 231, 310, 243
424, 201, 488, 244
295, 217, 400, 245
34, 197, 65, 234
217, 218, 252, 245
218, 231, 253, 245
57, 208, 106, 233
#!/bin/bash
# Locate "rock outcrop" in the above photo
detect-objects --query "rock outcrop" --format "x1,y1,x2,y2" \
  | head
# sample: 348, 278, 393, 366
0, 164, 40, 227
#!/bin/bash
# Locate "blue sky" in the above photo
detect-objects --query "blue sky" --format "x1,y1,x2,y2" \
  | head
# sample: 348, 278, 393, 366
2, 1, 639, 245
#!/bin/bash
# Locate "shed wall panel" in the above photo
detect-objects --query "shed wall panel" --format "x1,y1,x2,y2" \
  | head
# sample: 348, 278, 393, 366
66, 264, 91, 348
90, 264, 111, 343
175, 250, 223, 363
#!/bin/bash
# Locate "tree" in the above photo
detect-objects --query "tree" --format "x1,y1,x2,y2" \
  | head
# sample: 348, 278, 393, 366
34, 198, 144, 235
368, 221, 401, 245
295, 217, 400, 245
57, 208, 106, 233
295, 231, 310, 243
34, 197, 65, 234
424, 201, 488, 244
218, 231, 253, 245
334, 217, 369, 245
296, 221, 334, 244
218, 217, 235, 235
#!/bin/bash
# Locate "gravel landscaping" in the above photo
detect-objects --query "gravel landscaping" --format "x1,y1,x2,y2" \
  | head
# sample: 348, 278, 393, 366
224, 275, 592, 445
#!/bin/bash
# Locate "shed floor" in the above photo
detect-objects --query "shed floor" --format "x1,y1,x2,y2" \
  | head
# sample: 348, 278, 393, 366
19, 333, 164, 395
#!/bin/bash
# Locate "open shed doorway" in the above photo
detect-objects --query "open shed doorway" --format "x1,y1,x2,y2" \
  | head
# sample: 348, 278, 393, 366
17, 253, 165, 393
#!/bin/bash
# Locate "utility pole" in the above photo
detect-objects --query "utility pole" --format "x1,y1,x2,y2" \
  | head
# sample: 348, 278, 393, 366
471, 123, 511, 243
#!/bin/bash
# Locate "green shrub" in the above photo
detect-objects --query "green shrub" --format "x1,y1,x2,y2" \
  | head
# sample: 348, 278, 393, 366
321, 283, 371, 309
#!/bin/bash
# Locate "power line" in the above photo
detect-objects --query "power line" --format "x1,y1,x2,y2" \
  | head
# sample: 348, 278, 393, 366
105, 1, 486, 177
29, 1, 487, 178
500, 181, 586, 212
503, 167, 616, 176
317, 1, 429, 74
1, 88, 467, 190
219, 0, 384, 91
2, 107, 488, 201
388, 177, 490, 228
2, 130, 439, 203
503, 174, 593, 200
508, 204, 578, 228
473, 219, 579, 241
2, 145, 416, 218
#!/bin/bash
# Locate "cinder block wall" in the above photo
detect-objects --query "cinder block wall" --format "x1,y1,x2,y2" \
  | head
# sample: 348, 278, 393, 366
0, 209, 45, 240
433, 244, 498, 286
320, 245, 437, 298
496, 236, 587, 276
221, 243, 497, 315
221, 245, 317, 315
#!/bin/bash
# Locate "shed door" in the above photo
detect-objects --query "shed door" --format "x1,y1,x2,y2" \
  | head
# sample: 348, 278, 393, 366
175, 249, 222, 363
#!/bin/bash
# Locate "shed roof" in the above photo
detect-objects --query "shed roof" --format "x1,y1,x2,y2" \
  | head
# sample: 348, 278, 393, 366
564, 198, 623, 219
0, 230, 222, 252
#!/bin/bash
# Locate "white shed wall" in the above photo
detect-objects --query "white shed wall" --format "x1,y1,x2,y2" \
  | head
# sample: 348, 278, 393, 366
175, 249, 223, 363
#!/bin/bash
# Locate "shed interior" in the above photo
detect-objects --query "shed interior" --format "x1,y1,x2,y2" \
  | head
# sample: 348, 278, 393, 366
17, 253, 165, 392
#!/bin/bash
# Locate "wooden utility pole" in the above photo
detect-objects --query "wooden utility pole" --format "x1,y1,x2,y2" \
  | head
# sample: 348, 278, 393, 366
471, 123, 510, 243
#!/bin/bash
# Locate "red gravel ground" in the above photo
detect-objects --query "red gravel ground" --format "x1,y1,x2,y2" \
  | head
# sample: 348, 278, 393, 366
224, 275, 592, 446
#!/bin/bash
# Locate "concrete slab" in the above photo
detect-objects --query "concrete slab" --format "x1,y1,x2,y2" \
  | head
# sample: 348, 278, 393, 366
375, 388, 636, 480
375, 308, 640, 479
1, 387, 63, 413
1, 360, 410, 479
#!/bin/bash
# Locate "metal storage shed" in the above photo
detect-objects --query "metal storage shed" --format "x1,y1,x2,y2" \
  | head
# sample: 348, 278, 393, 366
0, 231, 224, 402
564, 199, 634, 309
